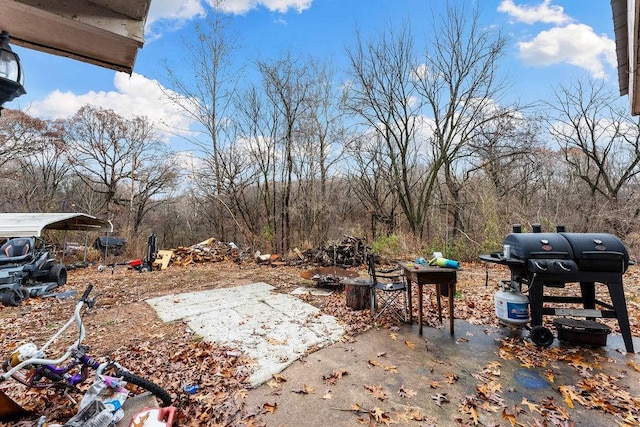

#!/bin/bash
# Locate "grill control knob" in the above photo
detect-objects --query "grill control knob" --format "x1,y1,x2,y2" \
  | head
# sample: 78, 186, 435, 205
533, 260, 548, 271
556, 261, 571, 272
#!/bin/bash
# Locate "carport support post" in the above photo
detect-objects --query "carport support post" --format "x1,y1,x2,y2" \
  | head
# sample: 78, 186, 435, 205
102, 232, 110, 262
62, 229, 67, 264
83, 231, 89, 263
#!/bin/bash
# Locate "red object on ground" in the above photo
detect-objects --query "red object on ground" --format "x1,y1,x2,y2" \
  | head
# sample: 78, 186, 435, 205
129, 259, 142, 268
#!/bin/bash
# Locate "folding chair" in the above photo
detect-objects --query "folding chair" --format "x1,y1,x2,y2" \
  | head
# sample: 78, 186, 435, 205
368, 254, 408, 323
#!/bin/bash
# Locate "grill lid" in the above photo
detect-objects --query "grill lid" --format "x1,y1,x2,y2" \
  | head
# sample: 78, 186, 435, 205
560, 232, 629, 272
504, 232, 573, 260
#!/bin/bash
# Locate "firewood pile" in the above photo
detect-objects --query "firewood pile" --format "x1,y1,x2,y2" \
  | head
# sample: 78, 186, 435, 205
166, 236, 368, 268
302, 236, 368, 267
171, 238, 240, 266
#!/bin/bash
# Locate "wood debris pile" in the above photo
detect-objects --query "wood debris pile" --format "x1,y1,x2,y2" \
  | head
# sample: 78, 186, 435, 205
166, 236, 369, 268
171, 238, 240, 266
302, 236, 368, 267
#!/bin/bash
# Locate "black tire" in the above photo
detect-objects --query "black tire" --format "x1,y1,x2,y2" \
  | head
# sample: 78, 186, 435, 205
47, 264, 67, 286
530, 325, 554, 347
115, 368, 172, 407
1, 290, 21, 307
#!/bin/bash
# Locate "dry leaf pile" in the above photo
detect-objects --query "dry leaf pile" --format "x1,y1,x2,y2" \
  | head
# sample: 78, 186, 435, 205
0, 259, 637, 426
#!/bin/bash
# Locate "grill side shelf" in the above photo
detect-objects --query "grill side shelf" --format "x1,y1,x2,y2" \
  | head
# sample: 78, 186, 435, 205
479, 253, 524, 266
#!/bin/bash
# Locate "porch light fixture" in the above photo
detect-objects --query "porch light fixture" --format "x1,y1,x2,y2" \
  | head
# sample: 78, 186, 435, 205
0, 31, 26, 115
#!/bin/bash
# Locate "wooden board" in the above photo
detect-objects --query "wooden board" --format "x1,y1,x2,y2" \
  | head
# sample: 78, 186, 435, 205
152, 250, 174, 270
0, 389, 27, 420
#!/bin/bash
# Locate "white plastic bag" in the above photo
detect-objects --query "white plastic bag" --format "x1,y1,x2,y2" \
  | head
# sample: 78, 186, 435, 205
76, 375, 129, 423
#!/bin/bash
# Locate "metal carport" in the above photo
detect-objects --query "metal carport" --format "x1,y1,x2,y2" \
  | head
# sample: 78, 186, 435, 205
0, 212, 112, 236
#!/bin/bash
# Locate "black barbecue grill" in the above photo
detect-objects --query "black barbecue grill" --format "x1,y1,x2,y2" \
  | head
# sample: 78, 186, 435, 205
480, 224, 635, 353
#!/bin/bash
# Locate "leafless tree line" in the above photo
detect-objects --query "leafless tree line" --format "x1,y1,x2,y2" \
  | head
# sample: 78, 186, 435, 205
2, 3, 640, 260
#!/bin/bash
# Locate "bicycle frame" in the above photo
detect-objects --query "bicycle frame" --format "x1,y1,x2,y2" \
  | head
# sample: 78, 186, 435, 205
1, 284, 173, 409
1, 285, 96, 386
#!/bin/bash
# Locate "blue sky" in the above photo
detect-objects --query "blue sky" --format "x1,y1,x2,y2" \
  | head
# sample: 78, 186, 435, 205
4, 0, 621, 151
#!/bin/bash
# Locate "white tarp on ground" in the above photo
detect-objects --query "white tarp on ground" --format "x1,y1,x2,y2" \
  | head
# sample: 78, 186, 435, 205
146, 282, 345, 386
0, 213, 113, 237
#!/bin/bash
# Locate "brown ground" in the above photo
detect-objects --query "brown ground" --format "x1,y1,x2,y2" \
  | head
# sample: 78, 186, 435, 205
0, 260, 638, 426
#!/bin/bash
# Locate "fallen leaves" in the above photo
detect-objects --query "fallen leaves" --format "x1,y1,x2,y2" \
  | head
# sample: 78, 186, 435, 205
364, 384, 388, 401
291, 384, 315, 394
1, 261, 639, 427
431, 392, 449, 407
322, 369, 349, 385
398, 386, 417, 399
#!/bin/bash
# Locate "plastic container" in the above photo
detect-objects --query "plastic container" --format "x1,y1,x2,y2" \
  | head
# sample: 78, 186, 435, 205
430, 258, 460, 269
183, 384, 199, 394
494, 289, 529, 325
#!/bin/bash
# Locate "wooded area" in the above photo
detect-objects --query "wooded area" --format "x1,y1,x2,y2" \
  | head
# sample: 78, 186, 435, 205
2, 4, 640, 261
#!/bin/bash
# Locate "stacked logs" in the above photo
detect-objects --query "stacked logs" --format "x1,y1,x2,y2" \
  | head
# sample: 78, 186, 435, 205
302, 236, 367, 267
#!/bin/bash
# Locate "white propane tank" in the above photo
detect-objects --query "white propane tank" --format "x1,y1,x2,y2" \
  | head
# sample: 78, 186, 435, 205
495, 285, 529, 326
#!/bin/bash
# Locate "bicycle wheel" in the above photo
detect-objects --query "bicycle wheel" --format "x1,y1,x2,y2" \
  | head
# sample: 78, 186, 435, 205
114, 368, 173, 407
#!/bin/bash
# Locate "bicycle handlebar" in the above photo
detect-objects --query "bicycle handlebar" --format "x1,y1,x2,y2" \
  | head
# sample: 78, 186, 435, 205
80, 284, 93, 302
0, 284, 94, 382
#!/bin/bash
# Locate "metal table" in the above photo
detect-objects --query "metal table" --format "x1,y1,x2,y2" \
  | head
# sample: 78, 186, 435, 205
401, 263, 457, 335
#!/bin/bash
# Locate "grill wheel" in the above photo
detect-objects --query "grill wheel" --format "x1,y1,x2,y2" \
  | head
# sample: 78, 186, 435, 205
529, 325, 554, 347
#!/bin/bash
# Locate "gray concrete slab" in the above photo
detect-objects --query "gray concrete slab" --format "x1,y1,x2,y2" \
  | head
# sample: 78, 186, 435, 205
244, 321, 640, 426
146, 283, 345, 386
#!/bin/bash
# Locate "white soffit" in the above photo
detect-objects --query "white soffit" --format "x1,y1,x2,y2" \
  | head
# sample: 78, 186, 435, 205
0, 0, 151, 73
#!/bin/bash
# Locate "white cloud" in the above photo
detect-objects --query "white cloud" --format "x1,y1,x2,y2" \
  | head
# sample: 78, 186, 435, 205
517, 23, 616, 78
145, 0, 311, 39
145, 0, 205, 40
215, 0, 312, 14
29, 72, 194, 142
147, 0, 205, 27
498, 0, 571, 25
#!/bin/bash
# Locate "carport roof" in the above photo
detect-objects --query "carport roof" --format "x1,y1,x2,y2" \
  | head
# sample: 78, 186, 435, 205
0, 212, 112, 237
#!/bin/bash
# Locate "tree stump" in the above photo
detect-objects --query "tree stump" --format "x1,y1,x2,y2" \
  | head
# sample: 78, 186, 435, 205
344, 278, 371, 310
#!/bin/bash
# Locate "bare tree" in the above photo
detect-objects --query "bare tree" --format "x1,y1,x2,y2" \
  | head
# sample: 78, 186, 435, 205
546, 76, 640, 233
161, 3, 241, 242
233, 84, 279, 249
64, 106, 131, 216
16, 118, 72, 211
257, 52, 312, 253
0, 111, 71, 211
125, 117, 180, 235
412, 3, 511, 239
343, 24, 424, 236
346, 132, 402, 238
291, 59, 346, 245
0, 109, 39, 170
64, 106, 177, 233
